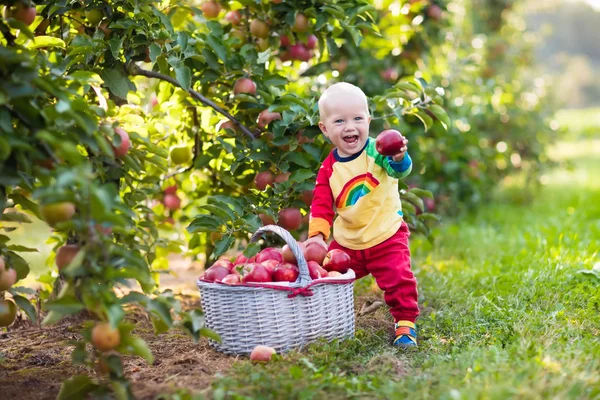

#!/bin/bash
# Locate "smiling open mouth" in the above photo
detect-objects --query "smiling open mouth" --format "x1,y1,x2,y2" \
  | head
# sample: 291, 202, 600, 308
343, 135, 359, 144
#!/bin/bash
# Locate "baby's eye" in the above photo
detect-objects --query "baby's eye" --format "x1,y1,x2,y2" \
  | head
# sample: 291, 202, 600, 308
355, 117, 363, 121
334, 119, 343, 124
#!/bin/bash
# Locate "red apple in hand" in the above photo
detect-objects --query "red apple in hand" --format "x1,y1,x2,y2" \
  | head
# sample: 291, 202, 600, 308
323, 249, 352, 273
282, 242, 306, 263
375, 129, 405, 156
305, 243, 328, 265
242, 263, 272, 283
255, 247, 283, 263
204, 265, 230, 282
273, 262, 299, 282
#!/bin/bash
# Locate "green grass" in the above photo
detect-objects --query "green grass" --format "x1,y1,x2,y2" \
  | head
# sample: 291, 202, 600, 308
204, 140, 600, 399
555, 107, 600, 139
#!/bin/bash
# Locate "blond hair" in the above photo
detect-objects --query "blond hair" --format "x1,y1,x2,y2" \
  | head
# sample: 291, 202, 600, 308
318, 82, 369, 120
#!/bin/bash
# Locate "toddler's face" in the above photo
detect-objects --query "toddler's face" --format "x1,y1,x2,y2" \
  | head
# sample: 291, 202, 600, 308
319, 96, 370, 157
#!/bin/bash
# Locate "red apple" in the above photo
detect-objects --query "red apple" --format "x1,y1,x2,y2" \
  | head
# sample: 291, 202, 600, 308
204, 265, 230, 282
212, 259, 234, 272
289, 44, 311, 62
250, 19, 269, 38
259, 213, 275, 226
301, 190, 314, 206
201, 1, 221, 18
307, 260, 327, 280
4, 3, 36, 25
305, 34, 318, 50
428, 4, 443, 21
292, 13, 309, 33
56, 244, 81, 270
112, 128, 130, 158
163, 193, 181, 210
279, 50, 292, 62
257, 110, 282, 129
323, 249, 352, 273
380, 67, 399, 82
225, 10, 241, 25
278, 208, 302, 231
234, 253, 249, 265
250, 345, 276, 362
273, 262, 299, 282
255, 247, 283, 263
0, 267, 17, 291
274, 172, 290, 184
281, 242, 306, 263
164, 185, 177, 195
280, 35, 291, 47
424, 197, 436, 212
375, 129, 405, 156
260, 259, 279, 274
254, 171, 274, 191
221, 274, 241, 284
234, 78, 257, 95
242, 263, 272, 283
305, 243, 328, 265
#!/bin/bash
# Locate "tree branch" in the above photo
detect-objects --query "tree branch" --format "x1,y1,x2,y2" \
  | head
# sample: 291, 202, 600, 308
128, 63, 255, 140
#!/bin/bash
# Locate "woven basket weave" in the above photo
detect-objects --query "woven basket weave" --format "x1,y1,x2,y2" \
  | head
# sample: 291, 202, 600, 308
197, 225, 355, 355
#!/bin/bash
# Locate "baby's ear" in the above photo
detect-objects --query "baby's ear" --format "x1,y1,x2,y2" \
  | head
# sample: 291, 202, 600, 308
318, 121, 328, 136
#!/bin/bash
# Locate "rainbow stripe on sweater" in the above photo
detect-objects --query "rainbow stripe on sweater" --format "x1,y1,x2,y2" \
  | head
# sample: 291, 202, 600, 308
335, 173, 380, 209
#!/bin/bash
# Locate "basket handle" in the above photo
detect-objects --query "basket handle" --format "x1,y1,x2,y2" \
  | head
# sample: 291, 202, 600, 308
250, 224, 311, 287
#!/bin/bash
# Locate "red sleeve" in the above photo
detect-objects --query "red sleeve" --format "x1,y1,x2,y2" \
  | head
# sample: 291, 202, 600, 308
308, 153, 335, 239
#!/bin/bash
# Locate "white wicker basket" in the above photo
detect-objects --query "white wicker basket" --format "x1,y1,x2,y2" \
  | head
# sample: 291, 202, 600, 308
197, 225, 355, 355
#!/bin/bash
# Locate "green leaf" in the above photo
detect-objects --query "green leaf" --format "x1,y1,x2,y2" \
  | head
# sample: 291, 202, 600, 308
418, 213, 442, 222
7, 244, 38, 252
212, 235, 234, 258
284, 152, 312, 168
199, 327, 221, 343
415, 110, 433, 131
408, 188, 433, 199
101, 69, 131, 99
118, 334, 154, 364
401, 191, 425, 212
0, 136, 10, 160
43, 295, 85, 321
206, 35, 227, 62
0, 212, 32, 223
429, 104, 451, 130
175, 66, 192, 91
187, 215, 222, 233
9, 193, 41, 219
12, 294, 37, 324
57, 375, 98, 400
28, 35, 66, 49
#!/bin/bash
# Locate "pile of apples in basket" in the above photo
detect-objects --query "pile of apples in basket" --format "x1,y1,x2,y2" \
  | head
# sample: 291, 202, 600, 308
200, 242, 351, 284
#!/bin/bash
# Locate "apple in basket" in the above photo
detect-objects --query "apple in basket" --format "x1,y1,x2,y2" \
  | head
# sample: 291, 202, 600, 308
273, 262, 299, 282
261, 259, 279, 274
211, 258, 234, 272
234, 253, 248, 265
203, 265, 230, 282
305, 243, 328, 264
323, 249, 352, 273
328, 271, 343, 278
241, 263, 272, 283
255, 247, 283, 263
221, 274, 241, 284
307, 260, 328, 279
250, 345, 276, 363
281, 242, 307, 263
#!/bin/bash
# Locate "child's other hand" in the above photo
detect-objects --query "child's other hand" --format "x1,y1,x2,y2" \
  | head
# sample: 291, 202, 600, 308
303, 234, 328, 252
391, 138, 408, 162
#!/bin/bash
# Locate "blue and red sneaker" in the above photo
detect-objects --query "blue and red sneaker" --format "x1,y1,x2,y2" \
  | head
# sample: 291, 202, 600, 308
393, 320, 417, 348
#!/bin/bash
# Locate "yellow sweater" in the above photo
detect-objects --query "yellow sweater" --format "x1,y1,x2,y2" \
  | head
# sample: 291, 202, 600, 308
308, 138, 412, 250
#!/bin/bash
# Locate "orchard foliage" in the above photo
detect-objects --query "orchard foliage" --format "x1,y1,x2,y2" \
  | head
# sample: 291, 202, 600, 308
0, 0, 553, 397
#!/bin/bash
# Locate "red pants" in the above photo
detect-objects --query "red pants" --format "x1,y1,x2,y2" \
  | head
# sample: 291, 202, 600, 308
329, 222, 419, 323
